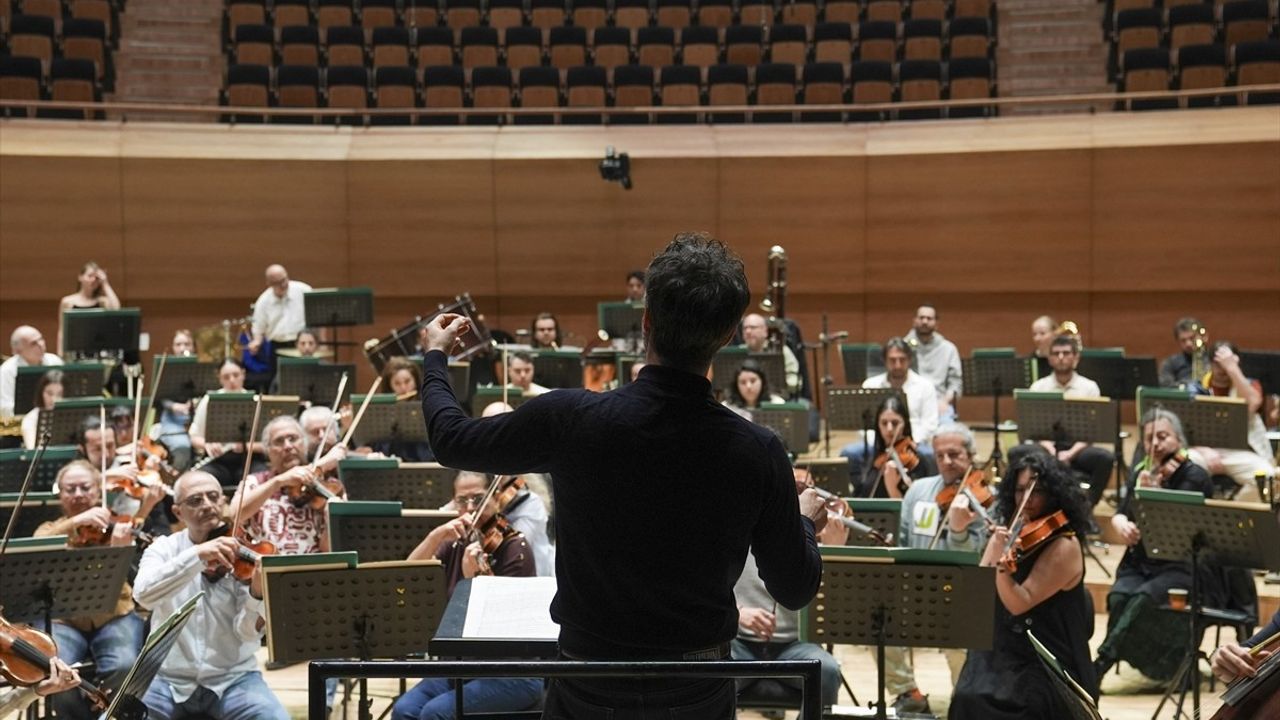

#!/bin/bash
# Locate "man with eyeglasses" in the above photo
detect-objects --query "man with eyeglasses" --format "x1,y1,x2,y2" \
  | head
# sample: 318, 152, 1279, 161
133, 470, 290, 719
1027, 334, 1116, 508
33, 460, 147, 720
393, 471, 539, 719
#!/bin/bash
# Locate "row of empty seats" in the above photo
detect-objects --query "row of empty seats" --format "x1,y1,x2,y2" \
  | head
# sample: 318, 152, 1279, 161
222, 56, 994, 123
2, 13, 114, 89
1110, 0, 1277, 77
1117, 39, 1280, 107
0, 54, 100, 115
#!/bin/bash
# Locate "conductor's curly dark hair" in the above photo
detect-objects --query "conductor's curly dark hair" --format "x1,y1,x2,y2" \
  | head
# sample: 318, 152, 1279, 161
996, 445, 1092, 538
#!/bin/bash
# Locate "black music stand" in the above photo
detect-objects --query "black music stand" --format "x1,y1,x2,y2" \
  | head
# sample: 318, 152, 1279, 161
1075, 350, 1126, 398
0, 540, 135, 645
597, 301, 645, 350
448, 362, 472, 402
277, 358, 355, 408
264, 560, 448, 720
798, 457, 852, 497
13, 363, 108, 415
712, 348, 786, 400
101, 593, 202, 720
803, 547, 993, 720
39, 397, 135, 446
823, 387, 901, 471
348, 395, 429, 446
0, 491, 63, 538
305, 287, 375, 360
751, 403, 811, 455
1132, 488, 1280, 720
326, 501, 455, 563
469, 386, 532, 416
615, 353, 644, 387
429, 576, 560, 659
1239, 350, 1280, 395
1136, 388, 1252, 450
202, 393, 299, 444
0, 445, 78, 493
962, 350, 1036, 476
839, 343, 884, 386
151, 355, 220, 403
840, 499, 901, 548
531, 350, 583, 390
1027, 630, 1105, 720
339, 458, 457, 509
62, 308, 141, 359
1015, 391, 1119, 447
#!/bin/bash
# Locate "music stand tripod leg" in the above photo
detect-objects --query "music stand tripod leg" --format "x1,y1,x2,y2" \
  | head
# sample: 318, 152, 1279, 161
873, 604, 889, 720
825, 643, 860, 706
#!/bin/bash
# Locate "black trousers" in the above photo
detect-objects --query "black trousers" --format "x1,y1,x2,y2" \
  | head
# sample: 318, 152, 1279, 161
542, 676, 735, 720
1073, 446, 1116, 508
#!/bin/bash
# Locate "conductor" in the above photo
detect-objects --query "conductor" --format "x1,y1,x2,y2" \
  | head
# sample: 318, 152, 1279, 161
420, 233, 827, 718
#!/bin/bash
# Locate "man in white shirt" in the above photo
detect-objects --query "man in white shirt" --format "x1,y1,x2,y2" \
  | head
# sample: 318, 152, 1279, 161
134, 471, 289, 720
1026, 335, 1115, 508
1, 325, 63, 420
841, 338, 939, 487
740, 313, 800, 398
248, 264, 312, 358
903, 305, 962, 421
507, 352, 551, 396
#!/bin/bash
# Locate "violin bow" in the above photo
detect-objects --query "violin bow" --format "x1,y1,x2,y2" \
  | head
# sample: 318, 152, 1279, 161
999, 473, 1040, 561
310, 371, 348, 463
0, 431, 51, 555
138, 354, 168, 463
337, 376, 382, 450
303, 371, 351, 503
98, 403, 108, 510
229, 394, 265, 534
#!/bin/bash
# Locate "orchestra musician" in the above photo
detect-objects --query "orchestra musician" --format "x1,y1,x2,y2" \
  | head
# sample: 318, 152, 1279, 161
419, 233, 826, 718
1027, 334, 1117, 509
1030, 315, 1056, 362
188, 359, 267, 487
395, 471, 540, 719
375, 356, 434, 461
1094, 409, 1214, 682
888, 422, 987, 715
78, 415, 170, 536
859, 395, 932, 499
133, 470, 290, 719
156, 329, 197, 471
904, 304, 963, 422
722, 360, 784, 418
530, 312, 562, 349
294, 327, 320, 358
1211, 608, 1279, 683
841, 338, 939, 492
739, 313, 800, 398
57, 261, 121, 354
33, 460, 147, 720
475, 401, 556, 577
247, 264, 312, 382
625, 270, 646, 302
20, 369, 62, 448
0, 325, 63, 427
950, 447, 1099, 719
506, 351, 550, 396
1189, 340, 1275, 500
1159, 317, 1208, 388
0, 657, 83, 716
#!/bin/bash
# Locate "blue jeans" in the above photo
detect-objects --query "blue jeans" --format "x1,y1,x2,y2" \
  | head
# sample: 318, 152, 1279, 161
140, 672, 290, 720
731, 638, 841, 708
46, 613, 146, 720
392, 677, 542, 720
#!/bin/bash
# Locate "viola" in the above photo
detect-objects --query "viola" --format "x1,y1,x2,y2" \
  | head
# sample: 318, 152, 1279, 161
0, 610, 109, 710
998, 509, 1074, 573
71, 514, 154, 548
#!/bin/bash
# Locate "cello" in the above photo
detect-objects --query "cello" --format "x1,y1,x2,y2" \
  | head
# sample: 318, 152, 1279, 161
1211, 631, 1280, 720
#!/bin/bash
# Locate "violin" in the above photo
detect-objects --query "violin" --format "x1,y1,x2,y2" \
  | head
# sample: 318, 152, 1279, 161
0, 609, 109, 710
136, 435, 181, 486
935, 467, 996, 514
874, 437, 920, 474
810, 486, 894, 546
1140, 448, 1189, 488
471, 513, 520, 575
71, 514, 154, 548
201, 524, 275, 584
998, 509, 1074, 574
1211, 630, 1280, 720
284, 466, 345, 511
492, 475, 527, 515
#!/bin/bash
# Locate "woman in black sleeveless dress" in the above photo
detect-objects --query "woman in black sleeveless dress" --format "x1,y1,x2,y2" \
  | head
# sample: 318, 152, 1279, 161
950, 448, 1100, 720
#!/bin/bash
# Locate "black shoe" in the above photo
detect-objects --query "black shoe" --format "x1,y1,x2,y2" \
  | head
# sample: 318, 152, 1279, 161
1093, 656, 1115, 680
892, 689, 931, 714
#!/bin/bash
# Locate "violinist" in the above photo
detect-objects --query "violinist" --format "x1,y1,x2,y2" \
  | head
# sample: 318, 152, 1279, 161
530, 311, 562, 349
133, 471, 290, 720
860, 395, 930, 499
188, 359, 267, 487
33, 460, 147, 720
888, 423, 987, 715
229, 415, 347, 556
0, 656, 82, 716
1094, 409, 1214, 683
395, 472, 539, 719
950, 447, 1099, 719
77, 416, 169, 537
20, 369, 63, 448
472, 400, 557, 577
840, 338, 939, 490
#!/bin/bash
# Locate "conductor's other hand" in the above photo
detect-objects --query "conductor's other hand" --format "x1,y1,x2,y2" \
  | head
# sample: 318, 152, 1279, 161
798, 488, 828, 533
738, 606, 776, 642
424, 313, 472, 356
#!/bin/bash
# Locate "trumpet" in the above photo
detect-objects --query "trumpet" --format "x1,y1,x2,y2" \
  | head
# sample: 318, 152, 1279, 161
759, 245, 788, 318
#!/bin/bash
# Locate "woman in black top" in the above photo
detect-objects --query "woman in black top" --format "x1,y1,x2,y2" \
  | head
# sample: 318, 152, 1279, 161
950, 448, 1099, 719
1093, 409, 1214, 681
858, 395, 932, 498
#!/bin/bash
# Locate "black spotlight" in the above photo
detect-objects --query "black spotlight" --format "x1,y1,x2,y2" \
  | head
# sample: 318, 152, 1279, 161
598, 146, 632, 190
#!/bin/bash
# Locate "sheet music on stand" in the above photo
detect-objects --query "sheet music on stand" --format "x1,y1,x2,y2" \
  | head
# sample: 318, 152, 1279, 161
39, 397, 137, 446
326, 501, 455, 563
102, 593, 203, 720
1136, 387, 1252, 450
0, 539, 135, 625
339, 458, 457, 509
151, 355, 220, 403
839, 343, 884, 386
303, 287, 375, 327
0, 445, 78, 493
1027, 630, 1104, 720
0, 491, 64, 538
276, 358, 355, 407
461, 576, 559, 640
13, 363, 108, 415
203, 393, 300, 444
750, 403, 810, 455
712, 347, 786, 399
348, 394, 429, 446
1014, 391, 1119, 445
825, 387, 901, 432
62, 308, 141, 358
532, 350, 584, 390
796, 457, 852, 497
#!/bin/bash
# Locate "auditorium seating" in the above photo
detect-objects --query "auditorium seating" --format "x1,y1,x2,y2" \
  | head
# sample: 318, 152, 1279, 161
215, 0, 1000, 125
0, 0, 120, 114
1105, 0, 1280, 109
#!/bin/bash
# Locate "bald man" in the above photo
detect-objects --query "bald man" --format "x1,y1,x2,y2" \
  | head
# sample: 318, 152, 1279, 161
1, 325, 63, 422
248, 264, 312, 359
739, 313, 799, 398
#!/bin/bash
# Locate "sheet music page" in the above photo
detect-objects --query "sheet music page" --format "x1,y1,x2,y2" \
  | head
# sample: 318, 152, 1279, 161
462, 576, 559, 639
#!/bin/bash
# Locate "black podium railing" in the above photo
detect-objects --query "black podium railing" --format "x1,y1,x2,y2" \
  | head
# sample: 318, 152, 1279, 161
307, 659, 823, 720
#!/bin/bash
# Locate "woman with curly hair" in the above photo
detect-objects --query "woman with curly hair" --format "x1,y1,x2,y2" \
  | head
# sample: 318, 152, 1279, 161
949, 446, 1099, 719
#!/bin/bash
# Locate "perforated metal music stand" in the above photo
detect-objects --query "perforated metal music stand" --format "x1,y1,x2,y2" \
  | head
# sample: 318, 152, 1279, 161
597, 301, 645, 340
1132, 489, 1280, 719
203, 393, 300, 444
0, 445, 78, 492
531, 350, 584, 390
0, 539, 135, 632
824, 387, 900, 432
447, 362, 471, 402
339, 458, 457, 509
751, 403, 811, 455
264, 560, 448, 720
62, 308, 141, 358
1136, 388, 1252, 450
277, 358, 355, 407
0, 491, 63, 538
102, 592, 202, 720
13, 363, 108, 415
839, 343, 884, 386
469, 386, 532, 416
963, 350, 1036, 474
797, 457, 852, 497
1015, 392, 1119, 446
348, 395, 429, 446
712, 347, 786, 399
839, 499, 902, 548
151, 355, 220, 403
802, 546, 993, 720
327, 501, 455, 563
1239, 350, 1280, 395
39, 397, 136, 446
304, 287, 375, 327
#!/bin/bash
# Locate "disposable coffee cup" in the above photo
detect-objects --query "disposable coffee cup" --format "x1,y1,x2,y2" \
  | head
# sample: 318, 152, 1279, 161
1168, 588, 1188, 610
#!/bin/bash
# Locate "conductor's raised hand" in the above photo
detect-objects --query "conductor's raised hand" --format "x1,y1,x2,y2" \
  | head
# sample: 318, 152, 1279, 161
423, 313, 472, 356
